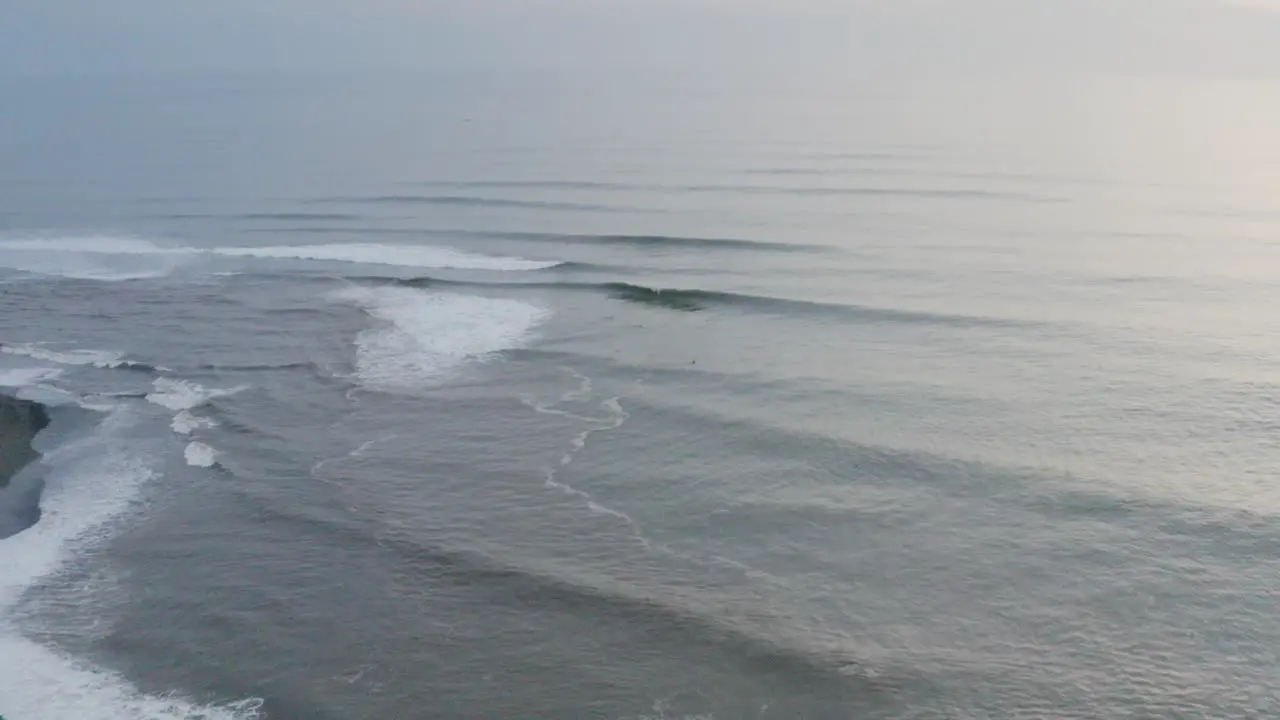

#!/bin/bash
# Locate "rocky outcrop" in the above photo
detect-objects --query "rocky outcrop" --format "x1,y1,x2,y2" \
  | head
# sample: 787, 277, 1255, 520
0, 393, 50, 488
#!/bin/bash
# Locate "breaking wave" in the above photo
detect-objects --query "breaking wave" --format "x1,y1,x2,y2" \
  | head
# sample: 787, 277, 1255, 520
0, 236, 562, 279
0, 396, 260, 719
1, 344, 160, 373
382, 277, 1027, 328
332, 286, 549, 393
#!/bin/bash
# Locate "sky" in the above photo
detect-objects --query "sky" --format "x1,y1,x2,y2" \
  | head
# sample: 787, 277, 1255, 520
3, 0, 1280, 79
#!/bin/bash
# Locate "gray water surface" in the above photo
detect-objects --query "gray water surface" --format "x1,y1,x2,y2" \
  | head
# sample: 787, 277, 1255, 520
2, 71, 1279, 719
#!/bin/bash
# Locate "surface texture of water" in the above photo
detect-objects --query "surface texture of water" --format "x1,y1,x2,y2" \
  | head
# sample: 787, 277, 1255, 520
2, 71, 1280, 719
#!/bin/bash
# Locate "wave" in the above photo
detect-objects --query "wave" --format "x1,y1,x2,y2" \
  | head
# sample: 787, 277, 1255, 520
0, 405, 260, 719
246, 492, 884, 690
477, 230, 815, 252
754, 185, 1058, 201
742, 168, 839, 176
0, 638, 261, 720
171, 410, 218, 436
596, 282, 1002, 327
81, 390, 149, 401
0, 344, 161, 373
0, 236, 185, 282
403, 546, 873, 681
163, 212, 364, 222
411, 180, 636, 191
331, 286, 549, 393
384, 277, 1025, 328
235, 226, 814, 253
195, 360, 320, 373
240, 226, 424, 236
322, 195, 621, 212
145, 378, 247, 413
0, 367, 64, 388
395, 179, 1061, 202
0, 236, 562, 279
183, 441, 219, 468
204, 242, 561, 271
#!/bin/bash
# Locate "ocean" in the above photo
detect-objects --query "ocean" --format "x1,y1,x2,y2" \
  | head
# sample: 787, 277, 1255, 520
2, 70, 1280, 719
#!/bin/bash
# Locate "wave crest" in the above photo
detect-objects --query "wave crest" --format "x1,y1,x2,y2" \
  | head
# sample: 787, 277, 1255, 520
0, 236, 562, 280
382, 277, 1027, 328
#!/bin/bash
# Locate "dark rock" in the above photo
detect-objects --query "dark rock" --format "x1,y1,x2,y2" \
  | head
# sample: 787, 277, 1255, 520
0, 393, 50, 488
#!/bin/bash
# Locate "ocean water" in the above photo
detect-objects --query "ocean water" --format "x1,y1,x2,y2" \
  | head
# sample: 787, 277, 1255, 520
2, 71, 1280, 719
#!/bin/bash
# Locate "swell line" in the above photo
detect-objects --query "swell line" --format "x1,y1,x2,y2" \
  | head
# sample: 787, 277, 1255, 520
235, 227, 818, 252
314, 195, 625, 212
243, 491, 889, 690
160, 213, 365, 222
396, 180, 1061, 202
376, 276, 1030, 329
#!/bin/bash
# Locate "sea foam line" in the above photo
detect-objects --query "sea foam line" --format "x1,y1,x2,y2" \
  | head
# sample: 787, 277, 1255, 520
525, 369, 647, 543
0, 237, 561, 275
525, 374, 778, 584
0, 406, 260, 719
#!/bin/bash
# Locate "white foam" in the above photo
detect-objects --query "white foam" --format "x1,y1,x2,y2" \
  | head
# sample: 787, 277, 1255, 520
0, 237, 172, 255
170, 410, 217, 436
77, 399, 119, 413
183, 442, 218, 468
0, 236, 560, 278
2, 343, 126, 369
0, 411, 143, 609
0, 637, 260, 720
0, 367, 63, 388
0, 236, 183, 281
333, 286, 549, 391
207, 242, 560, 271
0, 408, 259, 719
145, 378, 244, 412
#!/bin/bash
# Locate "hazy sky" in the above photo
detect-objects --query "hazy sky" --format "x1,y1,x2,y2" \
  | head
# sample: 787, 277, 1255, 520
4, 0, 1280, 78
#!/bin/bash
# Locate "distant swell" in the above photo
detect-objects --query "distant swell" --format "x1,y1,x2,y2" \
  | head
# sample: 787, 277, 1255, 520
324, 195, 621, 212
600, 283, 1023, 326
383, 277, 1024, 328
238, 227, 816, 252
478, 230, 814, 252
206, 243, 562, 271
396, 179, 1056, 202
164, 212, 364, 222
